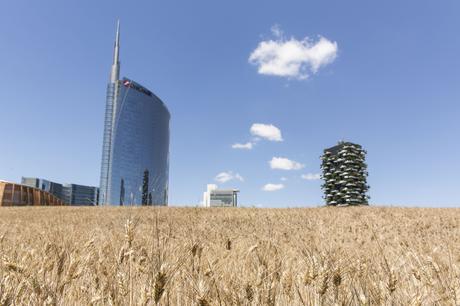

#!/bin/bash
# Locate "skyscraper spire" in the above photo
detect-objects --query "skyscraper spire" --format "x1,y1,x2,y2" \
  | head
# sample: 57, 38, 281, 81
110, 19, 120, 83
99, 20, 170, 206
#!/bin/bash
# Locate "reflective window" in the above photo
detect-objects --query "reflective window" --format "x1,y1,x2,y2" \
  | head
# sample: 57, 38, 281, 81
102, 80, 170, 206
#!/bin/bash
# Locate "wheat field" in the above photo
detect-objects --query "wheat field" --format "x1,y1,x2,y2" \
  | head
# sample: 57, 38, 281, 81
0, 206, 459, 305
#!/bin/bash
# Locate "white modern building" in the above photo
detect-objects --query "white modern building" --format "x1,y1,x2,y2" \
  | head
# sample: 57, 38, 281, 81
202, 184, 239, 207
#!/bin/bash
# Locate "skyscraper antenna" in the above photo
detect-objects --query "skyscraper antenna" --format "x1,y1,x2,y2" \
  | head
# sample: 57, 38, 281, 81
110, 19, 120, 83
114, 19, 120, 63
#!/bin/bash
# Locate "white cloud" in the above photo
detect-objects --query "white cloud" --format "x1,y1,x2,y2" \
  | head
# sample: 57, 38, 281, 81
269, 157, 305, 170
249, 26, 338, 80
280, 177, 288, 181
301, 173, 321, 180
250, 123, 283, 142
231, 142, 253, 150
262, 183, 285, 191
271, 24, 283, 38
215, 171, 244, 183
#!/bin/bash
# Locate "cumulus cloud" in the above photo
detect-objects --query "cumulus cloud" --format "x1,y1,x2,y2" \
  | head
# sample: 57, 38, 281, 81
231, 142, 253, 150
262, 183, 285, 191
250, 123, 283, 142
249, 26, 338, 80
215, 171, 244, 183
301, 173, 321, 180
269, 157, 305, 170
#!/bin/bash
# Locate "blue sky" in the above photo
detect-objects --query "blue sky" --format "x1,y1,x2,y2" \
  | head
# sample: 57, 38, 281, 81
1, 0, 459, 207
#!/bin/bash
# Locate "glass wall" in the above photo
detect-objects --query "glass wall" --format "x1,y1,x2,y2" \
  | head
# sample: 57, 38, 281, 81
107, 78, 170, 206
99, 82, 119, 204
209, 191, 238, 207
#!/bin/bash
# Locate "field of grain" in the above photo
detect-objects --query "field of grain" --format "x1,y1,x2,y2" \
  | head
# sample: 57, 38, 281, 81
0, 207, 459, 305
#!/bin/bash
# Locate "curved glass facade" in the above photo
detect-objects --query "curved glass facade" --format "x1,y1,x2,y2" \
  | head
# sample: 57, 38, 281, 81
110, 78, 169, 205
100, 78, 170, 205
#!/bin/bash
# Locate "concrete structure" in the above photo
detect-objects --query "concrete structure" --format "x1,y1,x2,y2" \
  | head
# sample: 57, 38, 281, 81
202, 184, 239, 207
0, 181, 65, 206
320, 141, 370, 206
99, 21, 170, 206
21, 177, 98, 206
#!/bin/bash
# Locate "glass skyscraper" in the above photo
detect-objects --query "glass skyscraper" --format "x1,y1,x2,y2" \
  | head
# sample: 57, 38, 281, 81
99, 21, 170, 205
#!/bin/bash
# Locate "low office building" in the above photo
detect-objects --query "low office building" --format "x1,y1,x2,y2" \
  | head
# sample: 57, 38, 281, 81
62, 184, 99, 206
21, 177, 99, 205
202, 184, 239, 207
21, 177, 63, 200
0, 181, 65, 206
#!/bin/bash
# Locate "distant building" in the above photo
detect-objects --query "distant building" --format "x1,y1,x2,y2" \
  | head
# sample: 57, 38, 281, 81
62, 184, 99, 206
320, 141, 370, 206
0, 181, 65, 206
99, 21, 170, 206
21, 177, 63, 200
202, 184, 239, 207
21, 177, 98, 206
